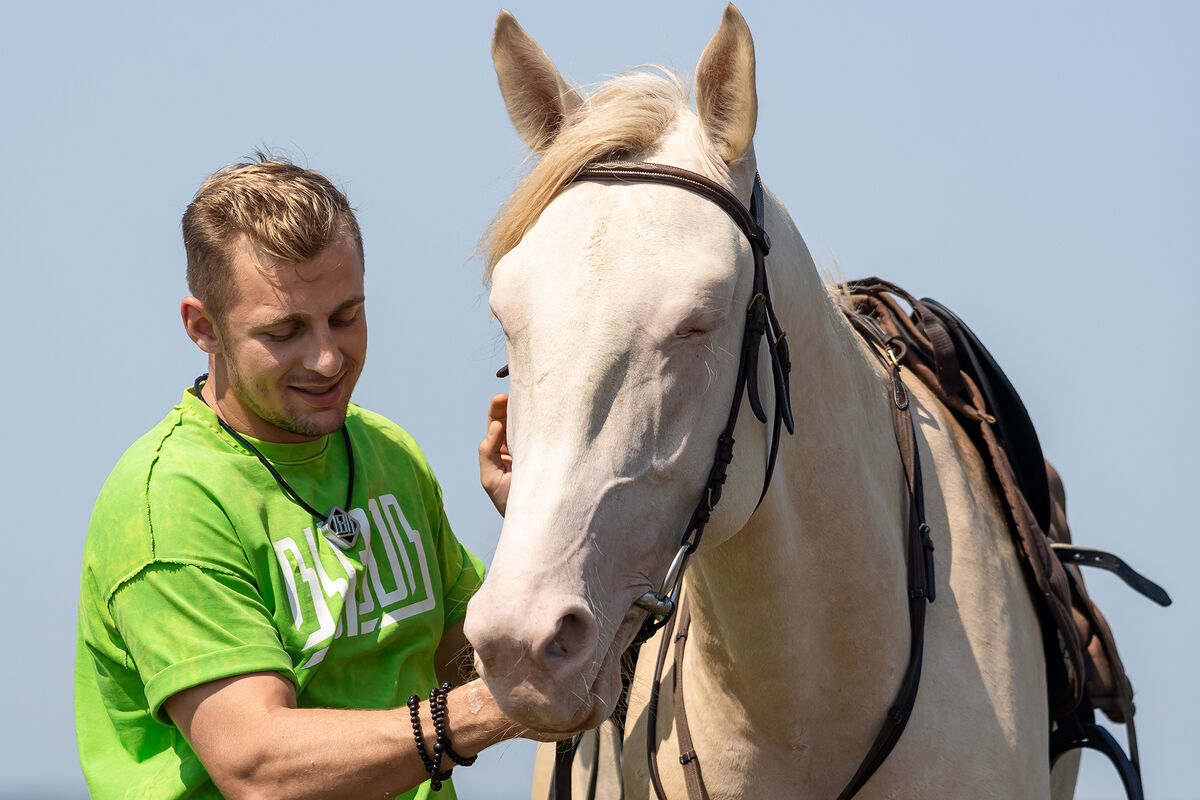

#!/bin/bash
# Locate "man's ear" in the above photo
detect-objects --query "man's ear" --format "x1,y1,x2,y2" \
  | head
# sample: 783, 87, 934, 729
181, 297, 222, 354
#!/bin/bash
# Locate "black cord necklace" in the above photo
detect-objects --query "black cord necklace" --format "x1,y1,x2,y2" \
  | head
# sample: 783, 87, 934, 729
193, 373, 361, 549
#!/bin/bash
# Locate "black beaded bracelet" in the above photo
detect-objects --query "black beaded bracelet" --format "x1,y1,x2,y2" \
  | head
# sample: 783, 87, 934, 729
432, 682, 478, 767
408, 693, 453, 791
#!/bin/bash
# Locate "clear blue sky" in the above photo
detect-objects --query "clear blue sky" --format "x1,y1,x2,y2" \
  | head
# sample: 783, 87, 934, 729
2, 1, 1195, 797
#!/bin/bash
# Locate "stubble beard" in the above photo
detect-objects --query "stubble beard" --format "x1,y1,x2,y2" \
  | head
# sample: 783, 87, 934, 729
226, 359, 354, 439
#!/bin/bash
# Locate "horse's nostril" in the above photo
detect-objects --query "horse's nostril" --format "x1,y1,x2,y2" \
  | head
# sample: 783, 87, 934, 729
540, 608, 597, 673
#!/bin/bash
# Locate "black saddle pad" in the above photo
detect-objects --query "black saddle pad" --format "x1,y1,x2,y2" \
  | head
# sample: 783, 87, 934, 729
917, 297, 1052, 534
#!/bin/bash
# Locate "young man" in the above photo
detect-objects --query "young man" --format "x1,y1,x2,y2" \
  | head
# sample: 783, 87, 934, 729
75, 156, 544, 799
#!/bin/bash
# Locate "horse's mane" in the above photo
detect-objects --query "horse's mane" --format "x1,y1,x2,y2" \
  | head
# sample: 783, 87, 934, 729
482, 69, 689, 282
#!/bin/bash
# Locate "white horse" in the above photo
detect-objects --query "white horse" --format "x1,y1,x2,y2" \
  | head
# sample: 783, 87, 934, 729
465, 6, 1079, 798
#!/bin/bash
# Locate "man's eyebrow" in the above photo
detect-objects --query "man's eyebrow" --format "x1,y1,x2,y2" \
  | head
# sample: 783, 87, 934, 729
333, 295, 366, 314
253, 296, 366, 329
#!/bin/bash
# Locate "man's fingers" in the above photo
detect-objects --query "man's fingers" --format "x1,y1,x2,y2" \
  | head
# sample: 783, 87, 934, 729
479, 419, 502, 458
487, 394, 508, 430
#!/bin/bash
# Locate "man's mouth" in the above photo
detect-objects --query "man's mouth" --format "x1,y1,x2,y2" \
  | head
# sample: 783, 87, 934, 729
290, 376, 344, 407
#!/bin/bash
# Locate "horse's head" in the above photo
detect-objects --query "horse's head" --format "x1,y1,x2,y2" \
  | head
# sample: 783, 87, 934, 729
465, 5, 774, 733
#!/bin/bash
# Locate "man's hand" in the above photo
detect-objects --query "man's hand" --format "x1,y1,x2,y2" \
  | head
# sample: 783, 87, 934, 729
478, 394, 511, 516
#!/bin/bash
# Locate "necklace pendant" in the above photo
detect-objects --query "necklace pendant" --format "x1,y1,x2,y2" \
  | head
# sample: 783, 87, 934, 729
320, 506, 361, 550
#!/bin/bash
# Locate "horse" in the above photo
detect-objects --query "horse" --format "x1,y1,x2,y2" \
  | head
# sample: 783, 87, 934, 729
463, 6, 1081, 798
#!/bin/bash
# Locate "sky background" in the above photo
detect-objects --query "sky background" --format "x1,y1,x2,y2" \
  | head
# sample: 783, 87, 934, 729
2, 1, 1196, 798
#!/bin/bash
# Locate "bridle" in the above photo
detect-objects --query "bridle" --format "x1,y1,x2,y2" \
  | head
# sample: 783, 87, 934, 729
568, 162, 796, 639
547, 161, 936, 800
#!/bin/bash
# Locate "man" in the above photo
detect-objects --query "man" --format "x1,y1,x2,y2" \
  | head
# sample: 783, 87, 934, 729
75, 155, 544, 799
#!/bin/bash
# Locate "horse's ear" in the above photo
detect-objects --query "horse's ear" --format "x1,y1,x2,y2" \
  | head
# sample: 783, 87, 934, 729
695, 4, 758, 163
492, 10, 583, 152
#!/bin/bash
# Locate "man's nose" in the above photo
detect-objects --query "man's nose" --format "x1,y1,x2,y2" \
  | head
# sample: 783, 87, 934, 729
304, 326, 344, 376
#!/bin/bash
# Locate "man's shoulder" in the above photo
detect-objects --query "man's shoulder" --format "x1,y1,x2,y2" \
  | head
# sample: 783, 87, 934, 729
98, 397, 227, 500
97, 406, 184, 499
347, 404, 426, 459
346, 404, 445, 501
85, 397, 237, 587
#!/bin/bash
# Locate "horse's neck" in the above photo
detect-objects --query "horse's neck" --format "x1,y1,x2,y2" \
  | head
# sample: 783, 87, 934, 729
683, 207, 912, 746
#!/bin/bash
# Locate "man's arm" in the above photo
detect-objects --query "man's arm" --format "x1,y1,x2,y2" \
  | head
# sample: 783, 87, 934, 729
435, 619, 476, 686
165, 670, 523, 800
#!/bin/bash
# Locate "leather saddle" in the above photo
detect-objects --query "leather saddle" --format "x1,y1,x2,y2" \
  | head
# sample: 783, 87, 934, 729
845, 277, 1170, 799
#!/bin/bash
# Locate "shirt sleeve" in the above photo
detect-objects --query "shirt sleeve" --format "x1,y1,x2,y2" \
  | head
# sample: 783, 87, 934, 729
110, 561, 298, 724
430, 485, 486, 629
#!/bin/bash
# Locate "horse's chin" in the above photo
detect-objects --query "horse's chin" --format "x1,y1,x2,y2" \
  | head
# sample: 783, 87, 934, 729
479, 651, 620, 733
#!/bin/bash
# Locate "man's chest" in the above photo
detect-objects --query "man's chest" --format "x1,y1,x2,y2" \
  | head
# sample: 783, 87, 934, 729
250, 489, 444, 675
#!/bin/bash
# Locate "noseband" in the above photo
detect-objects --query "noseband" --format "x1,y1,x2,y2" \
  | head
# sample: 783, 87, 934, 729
568, 162, 796, 638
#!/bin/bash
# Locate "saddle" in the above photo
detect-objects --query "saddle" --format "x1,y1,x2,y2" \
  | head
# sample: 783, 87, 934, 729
845, 277, 1171, 797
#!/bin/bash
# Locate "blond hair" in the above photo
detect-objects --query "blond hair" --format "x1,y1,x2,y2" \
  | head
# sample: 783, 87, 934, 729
482, 70, 689, 282
182, 153, 363, 319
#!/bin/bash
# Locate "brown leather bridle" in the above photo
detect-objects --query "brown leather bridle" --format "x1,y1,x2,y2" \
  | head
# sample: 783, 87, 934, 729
545, 161, 934, 800
569, 162, 795, 641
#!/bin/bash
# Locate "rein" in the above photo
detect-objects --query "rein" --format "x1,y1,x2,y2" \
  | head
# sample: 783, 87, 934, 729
546, 162, 935, 800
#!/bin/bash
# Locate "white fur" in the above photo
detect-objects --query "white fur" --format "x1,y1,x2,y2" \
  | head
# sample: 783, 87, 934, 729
468, 6, 1074, 798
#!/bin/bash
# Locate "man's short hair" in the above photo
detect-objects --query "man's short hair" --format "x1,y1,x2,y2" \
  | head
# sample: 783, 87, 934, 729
182, 153, 363, 321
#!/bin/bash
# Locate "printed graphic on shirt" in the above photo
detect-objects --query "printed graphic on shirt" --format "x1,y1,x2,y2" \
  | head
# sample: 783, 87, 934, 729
273, 493, 435, 669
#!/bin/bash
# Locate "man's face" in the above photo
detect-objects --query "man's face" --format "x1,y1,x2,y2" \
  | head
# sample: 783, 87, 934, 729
209, 232, 367, 442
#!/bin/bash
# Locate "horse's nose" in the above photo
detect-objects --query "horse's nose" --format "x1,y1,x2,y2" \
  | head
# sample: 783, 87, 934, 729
464, 568, 615, 729
467, 595, 598, 682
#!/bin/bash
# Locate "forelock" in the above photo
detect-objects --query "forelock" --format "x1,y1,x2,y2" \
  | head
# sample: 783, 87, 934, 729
481, 69, 690, 283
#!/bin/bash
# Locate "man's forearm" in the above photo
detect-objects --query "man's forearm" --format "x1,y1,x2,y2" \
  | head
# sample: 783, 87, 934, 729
170, 674, 519, 800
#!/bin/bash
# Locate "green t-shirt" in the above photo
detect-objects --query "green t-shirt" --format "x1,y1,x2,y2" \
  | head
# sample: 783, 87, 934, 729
75, 387, 485, 799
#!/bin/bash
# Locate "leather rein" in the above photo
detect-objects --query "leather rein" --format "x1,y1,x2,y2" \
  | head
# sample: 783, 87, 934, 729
548, 162, 936, 800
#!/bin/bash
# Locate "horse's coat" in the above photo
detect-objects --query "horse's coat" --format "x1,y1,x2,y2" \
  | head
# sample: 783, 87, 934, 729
465, 6, 1079, 798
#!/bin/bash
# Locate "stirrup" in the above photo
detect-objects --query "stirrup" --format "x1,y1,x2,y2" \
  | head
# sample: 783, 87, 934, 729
1050, 720, 1143, 800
